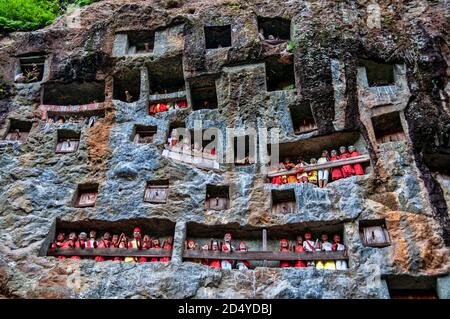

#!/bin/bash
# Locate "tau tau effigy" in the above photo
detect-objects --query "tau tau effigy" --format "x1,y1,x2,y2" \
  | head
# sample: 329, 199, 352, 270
0, 0, 449, 299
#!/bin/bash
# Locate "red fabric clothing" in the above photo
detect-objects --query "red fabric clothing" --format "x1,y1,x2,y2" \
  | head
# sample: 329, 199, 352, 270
85, 239, 97, 248
330, 155, 344, 180
160, 243, 172, 262
280, 248, 291, 268
339, 152, 355, 177
95, 239, 110, 262
70, 240, 85, 259
201, 259, 209, 265
294, 245, 306, 268
209, 260, 221, 268
271, 176, 283, 184
177, 100, 187, 108
349, 151, 364, 175
151, 245, 161, 262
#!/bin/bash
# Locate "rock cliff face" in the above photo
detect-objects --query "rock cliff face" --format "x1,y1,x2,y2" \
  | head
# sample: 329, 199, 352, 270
0, 0, 449, 299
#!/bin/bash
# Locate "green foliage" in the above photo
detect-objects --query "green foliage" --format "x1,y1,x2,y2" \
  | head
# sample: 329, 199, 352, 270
0, 0, 98, 32
287, 40, 298, 52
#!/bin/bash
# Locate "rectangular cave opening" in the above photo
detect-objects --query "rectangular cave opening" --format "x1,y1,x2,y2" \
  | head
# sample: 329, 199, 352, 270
46, 109, 105, 126
233, 134, 256, 166
204, 25, 232, 49
184, 221, 347, 269
360, 59, 395, 87
147, 56, 185, 95
205, 185, 230, 210
289, 102, 317, 135
74, 183, 99, 208
271, 189, 297, 214
386, 275, 438, 299
56, 129, 80, 154
190, 76, 218, 110
113, 69, 140, 102
257, 17, 291, 41
16, 53, 46, 83
3, 119, 33, 142
41, 217, 175, 259
144, 180, 169, 204
132, 124, 157, 144
43, 81, 106, 106
371, 111, 406, 144
120, 30, 155, 55
359, 219, 391, 247
265, 56, 295, 92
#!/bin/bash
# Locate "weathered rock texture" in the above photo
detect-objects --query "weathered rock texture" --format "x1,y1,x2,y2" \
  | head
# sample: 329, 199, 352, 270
0, 0, 449, 299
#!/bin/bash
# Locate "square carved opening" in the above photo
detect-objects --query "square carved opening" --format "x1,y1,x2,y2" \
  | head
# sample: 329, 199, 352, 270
113, 69, 140, 102
386, 275, 438, 299
204, 25, 232, 49
257, 17, 290, 41
56, 130, 80, 153
74, 184, 99, 208
144, 180, 169, 204
359, 219, 391, 247
147, 56, 185, 95
133, 125, 157, 144
206, 185, 230, 210
121, 31, 155, 55
289, 102, 317, 135
17, 53, 46, 83
265, 56, 295, 92
271, 189, 296, 214
3, 119, 33, 143
361, 59, 395, 87
371, 111, 406, 144
43, 81, 105, 106
234, 134, 256, 166
190, 76, 218, 110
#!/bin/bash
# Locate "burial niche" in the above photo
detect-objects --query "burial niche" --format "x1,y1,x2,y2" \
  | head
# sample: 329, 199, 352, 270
190, 76, 219, 110
289, 102, 317, 135
113, 69, 140, 102
3, 119, 33, 143
206, 185, 230, 210
359, 219, 391, 247
361, 59, 395, 87
147, 56, 185, 95
15, 53, 46, 83
133, 125, 157, 144
265, 56, 295, 92
204, 25, 232, 49
144, 180, 169, 204
43, 81, 105, 106
271, 189, 297, 214
56, 130, 80, 153
386, 276, 438, 299
234, 134, 256, 166
117, 31, 155, 55
74, 183, 99, 208
371, 111, 406, 144
257, 17, 291, 41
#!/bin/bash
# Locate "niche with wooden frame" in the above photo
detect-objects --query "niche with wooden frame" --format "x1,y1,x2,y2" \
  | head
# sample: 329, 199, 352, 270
204, 25, 232, 49
271, 189, 297, 214
55, 130, 80, 154
371, 111, 406, 144
2, 119, 33, 143
359, 219, 391, 248
205, 185, 230, 210
74, 183, 99, 208
133, 125, 157, 144
144, 180, 169, 204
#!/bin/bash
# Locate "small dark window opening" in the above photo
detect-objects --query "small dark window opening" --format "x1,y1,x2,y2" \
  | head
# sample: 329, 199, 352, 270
204, 25, 232, 49
234, 135, 256, 165
3, 119, 33, 142
191, 81, 218, 110
144, 180, 169, 204
74, 184, 98, 208
148, 56, 185, 95
371, 112, 406, 144
126, 31, 155, 54
387, 276, 438, 299
290, 102, 317, 135
257, 17, 290, 41
17, 54, 46, 83
206, 185, 230, 210
133, 125, 157, 144
43, 81, 105, 106
359, 219, 391, 247
271, 189, 296, 214
266, 57, 295, 92
56, 130, 80, 153
113, 70, 140, 102
361, 60, 395, 87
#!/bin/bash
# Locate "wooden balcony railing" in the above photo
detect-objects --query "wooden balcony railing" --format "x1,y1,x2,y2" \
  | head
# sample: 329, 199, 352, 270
39, 102, 106, 120
47, 248, 172, 258
267, 154, 370, 178
148, 90, 186, 104
183, 250, 347, 261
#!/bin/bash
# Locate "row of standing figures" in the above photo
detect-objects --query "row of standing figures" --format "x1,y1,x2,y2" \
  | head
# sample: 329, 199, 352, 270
270, 145, 365, 188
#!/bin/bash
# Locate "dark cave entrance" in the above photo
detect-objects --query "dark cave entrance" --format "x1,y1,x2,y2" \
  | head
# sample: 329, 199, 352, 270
113, 69, 141, 102
371, 111, 406, 144
147, 56, 185, 95
265, 56, 295, 92
190, 76, 219, 110
271, 189, 296, 214
121, 30, 155, 55
289, 102, 317, 135
206, 184, 230, 210
233, 134, 256, 166
360, 59, 395, 87
257, 17, 291, 41
17, 53, 46, 83
42, 81, 105, 106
